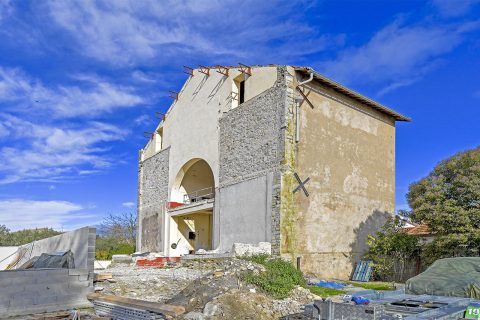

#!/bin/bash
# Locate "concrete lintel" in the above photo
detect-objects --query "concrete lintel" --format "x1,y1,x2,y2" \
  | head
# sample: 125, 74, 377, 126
168, 200, 214, 217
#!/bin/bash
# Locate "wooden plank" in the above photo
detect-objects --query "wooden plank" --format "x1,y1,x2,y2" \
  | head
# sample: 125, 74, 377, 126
87, 293, 185, 316
94, 272, 113, 282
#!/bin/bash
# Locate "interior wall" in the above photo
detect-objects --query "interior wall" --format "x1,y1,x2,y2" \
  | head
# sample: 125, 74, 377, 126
171, 212, 212, 255
171, 159, 215, 203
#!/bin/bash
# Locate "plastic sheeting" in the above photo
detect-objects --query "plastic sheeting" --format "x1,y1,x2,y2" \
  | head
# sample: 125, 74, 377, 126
17, 251, 76, 269
406, 257, 480, 299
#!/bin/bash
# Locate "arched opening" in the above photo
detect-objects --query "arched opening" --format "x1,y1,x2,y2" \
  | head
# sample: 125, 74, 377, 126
170, 159, 215, 204
168, 159, 215, 255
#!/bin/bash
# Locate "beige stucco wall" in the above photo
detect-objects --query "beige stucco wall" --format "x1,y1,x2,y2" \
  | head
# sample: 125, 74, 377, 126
170, 212, 212, 255
288, 76, 396, 279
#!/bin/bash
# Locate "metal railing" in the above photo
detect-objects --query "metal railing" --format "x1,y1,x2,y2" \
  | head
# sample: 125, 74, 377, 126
183, 187, 215, 204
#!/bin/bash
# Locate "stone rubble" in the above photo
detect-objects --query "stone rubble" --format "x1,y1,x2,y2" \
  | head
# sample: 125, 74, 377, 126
96, 257, 322, 319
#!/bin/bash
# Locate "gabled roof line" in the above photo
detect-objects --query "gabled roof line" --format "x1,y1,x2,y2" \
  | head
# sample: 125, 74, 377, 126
296, 67, 411, 122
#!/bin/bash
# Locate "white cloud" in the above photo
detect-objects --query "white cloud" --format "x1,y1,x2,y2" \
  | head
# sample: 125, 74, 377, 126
45, 0, 331, 66
322, 20, 479, 95
0, 199, 86, 231
122, 202, 136, 208
0, 115, 128, 184
134, 114, 150, 126
432, 0, 480, 17
0, 67, 144, 118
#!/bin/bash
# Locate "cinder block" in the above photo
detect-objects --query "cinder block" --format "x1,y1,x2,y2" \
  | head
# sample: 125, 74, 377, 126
43, 269, 69, 276
0, 297, 10, 308
35, 273, 70, 284
78, 274, 89, 281
68, 268, 89, 276
0, 270, 23, 280
33, 294, 58, 305
57, 293, 90, 306
69, 279, 91, 288
9, 296, 34, 307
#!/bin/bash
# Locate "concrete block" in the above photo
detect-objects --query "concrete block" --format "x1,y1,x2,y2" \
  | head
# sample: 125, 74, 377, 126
68, 268, 89, 276
33, 294, 58, 305
111, 254, 133, 264
0, 298, 10, 308
36, 274, 70, 284
77, 274, 89, 281
9, 296, 34, 307
69, 278, 91, 288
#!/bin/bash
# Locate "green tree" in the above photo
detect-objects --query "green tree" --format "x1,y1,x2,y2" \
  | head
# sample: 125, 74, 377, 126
407, 146, 480, 262
0, 225, 61, 246
367, 217, 419, 281
0, 225, 11, 246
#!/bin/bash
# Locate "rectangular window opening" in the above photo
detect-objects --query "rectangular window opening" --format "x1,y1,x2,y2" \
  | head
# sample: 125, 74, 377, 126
239, 80, 245, 104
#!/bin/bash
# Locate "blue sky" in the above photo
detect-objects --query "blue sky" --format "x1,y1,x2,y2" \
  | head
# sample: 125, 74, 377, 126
0, 0, 479, 230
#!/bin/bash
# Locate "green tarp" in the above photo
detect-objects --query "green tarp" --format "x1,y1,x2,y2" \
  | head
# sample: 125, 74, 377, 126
406, 257, 480, 299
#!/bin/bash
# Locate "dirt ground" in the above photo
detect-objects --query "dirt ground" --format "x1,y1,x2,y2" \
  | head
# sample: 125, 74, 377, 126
96, 258, 318, 319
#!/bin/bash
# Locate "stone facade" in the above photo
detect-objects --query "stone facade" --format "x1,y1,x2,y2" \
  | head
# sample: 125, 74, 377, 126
137, 65, 408, 278
138, 147, 170, 252
218, 67, 289, 253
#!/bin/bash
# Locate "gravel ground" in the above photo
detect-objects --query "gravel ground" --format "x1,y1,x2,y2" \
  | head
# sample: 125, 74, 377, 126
95, 258, 320, 319
98, 263, 210, 303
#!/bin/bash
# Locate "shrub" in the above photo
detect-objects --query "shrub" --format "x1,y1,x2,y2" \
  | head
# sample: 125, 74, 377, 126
95, 236, 135, 260
241, 256, 305, 299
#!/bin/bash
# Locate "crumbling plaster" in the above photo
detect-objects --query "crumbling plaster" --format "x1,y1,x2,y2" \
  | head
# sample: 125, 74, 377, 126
290, 75, 396, 279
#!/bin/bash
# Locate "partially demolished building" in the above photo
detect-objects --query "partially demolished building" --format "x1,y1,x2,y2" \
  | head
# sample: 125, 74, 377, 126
137, 65, 410, 278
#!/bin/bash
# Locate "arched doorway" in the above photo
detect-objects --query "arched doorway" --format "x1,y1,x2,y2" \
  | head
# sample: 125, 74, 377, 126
168, 159, 215, 255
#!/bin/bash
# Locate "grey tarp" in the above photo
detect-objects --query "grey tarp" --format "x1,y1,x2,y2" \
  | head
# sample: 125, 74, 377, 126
30, 250, 75, 269
406, 257, 480, 299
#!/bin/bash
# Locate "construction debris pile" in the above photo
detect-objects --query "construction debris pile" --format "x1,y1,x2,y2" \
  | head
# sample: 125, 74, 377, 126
95, 257, 316, 319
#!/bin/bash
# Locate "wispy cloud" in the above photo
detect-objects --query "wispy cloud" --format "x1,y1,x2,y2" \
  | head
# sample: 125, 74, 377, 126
0, 199, 89, 231
432, 0, 480, 17
0, 1, 13, 22
322, 19, 479, 95
0, 115, 128, 184
0, 67, 144, 118
45, 0, 332, 66
122, 202, 135, 208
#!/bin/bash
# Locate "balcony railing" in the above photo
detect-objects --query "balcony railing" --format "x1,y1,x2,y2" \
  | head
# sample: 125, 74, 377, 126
183, 187, 214, 204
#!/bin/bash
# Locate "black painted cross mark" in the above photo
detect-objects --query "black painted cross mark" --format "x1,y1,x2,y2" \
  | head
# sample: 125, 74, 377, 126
293, 172, 310, 197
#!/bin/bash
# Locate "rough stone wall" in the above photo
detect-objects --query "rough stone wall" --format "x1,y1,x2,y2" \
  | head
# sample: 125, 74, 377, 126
219, 66, 289, 254
279, 71, 298, 257
138, 147, 170, 252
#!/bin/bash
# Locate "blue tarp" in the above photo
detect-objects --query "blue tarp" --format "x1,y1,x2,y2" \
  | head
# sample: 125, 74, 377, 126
316, 281, 347, 289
